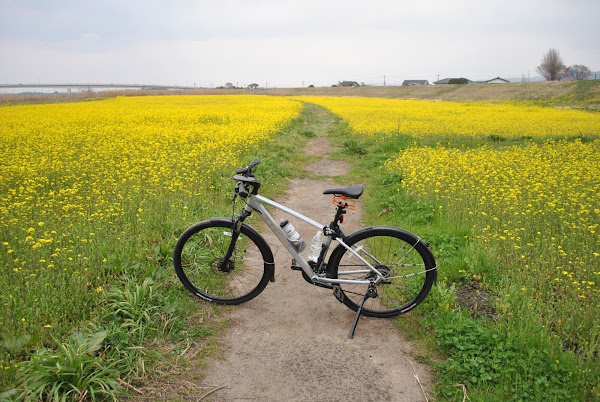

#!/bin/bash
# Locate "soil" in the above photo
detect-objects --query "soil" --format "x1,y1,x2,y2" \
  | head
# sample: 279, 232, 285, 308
194, 138, 432, 401
455, 281, 497, 320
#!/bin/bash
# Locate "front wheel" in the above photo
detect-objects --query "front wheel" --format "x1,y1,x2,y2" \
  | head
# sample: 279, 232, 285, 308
328, 226, 437, 318
173, 218, 273, 305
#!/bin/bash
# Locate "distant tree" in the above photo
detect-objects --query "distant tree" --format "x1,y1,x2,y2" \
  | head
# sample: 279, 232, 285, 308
567, 64, 592, 80
536, 49, 568, 81
448, 78, 469, 84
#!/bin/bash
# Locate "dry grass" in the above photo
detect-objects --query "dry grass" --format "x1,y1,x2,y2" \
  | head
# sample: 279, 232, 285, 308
261, 81, 589, 101
1, 80, 598, 105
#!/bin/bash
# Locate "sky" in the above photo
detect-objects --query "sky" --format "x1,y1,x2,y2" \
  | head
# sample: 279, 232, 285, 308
1, 0, 599, 89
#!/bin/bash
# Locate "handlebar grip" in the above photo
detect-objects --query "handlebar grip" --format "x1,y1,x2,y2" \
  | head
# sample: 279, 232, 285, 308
237, 181, 249, 198
236, 158, 261, 174
248, 158, 260, 169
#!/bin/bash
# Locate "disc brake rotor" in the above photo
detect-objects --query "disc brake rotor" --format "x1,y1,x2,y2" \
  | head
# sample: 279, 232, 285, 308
212, 257, 235, 274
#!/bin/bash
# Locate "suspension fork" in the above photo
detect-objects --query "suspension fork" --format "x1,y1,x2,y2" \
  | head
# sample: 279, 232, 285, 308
220, 207, 252, 271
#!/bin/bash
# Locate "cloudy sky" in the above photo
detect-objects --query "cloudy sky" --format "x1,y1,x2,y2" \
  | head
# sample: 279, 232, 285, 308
1, 0, 598, 88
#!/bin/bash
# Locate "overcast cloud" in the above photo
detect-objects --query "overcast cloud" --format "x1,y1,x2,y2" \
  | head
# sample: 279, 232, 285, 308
1, 0, 598, 88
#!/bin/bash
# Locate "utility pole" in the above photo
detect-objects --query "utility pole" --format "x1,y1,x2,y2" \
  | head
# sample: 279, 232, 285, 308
383, 75, 386, 86
436, 74, 440, 82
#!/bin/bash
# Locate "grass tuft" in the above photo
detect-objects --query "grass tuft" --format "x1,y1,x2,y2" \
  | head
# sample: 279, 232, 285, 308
16, 331, 122, 401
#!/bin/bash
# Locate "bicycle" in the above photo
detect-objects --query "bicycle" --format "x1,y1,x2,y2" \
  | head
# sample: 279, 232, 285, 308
173, 158, 437, 338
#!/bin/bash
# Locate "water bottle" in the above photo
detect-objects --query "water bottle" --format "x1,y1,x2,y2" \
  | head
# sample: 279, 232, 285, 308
308, 231, 323, 263
280, 219, 307, 252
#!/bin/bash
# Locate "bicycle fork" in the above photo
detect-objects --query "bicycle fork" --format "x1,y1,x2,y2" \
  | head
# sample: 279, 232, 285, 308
220, 209, 251, 272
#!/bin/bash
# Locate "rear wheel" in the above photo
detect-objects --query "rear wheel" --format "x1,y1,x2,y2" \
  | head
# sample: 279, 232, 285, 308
173, 219, 272, 304
328, 226, 436, 317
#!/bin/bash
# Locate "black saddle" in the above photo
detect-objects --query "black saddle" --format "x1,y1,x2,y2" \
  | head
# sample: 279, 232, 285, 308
323, 184, 364, 199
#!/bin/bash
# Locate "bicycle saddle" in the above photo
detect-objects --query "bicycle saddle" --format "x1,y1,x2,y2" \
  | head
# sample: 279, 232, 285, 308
323, 184, 364, 199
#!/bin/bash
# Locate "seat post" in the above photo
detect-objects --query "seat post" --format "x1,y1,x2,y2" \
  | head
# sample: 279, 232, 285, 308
324, 202, 347, 241
333, 203, 347, 225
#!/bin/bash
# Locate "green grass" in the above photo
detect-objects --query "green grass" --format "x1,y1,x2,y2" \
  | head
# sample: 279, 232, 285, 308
318, 104, 600, 401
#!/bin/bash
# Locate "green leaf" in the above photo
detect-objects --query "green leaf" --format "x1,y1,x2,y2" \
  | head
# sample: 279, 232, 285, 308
86, 331, 108, 354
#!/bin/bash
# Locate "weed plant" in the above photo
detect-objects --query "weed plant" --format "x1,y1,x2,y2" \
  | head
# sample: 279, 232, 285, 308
16, 331, 121, 401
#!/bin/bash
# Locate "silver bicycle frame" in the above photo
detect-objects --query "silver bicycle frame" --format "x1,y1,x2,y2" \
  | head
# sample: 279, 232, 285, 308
244, 194, 385, 285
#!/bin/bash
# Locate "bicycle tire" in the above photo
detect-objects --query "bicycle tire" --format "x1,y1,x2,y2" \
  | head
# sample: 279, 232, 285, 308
173, 218, 273, 305
328, 226, 437, 318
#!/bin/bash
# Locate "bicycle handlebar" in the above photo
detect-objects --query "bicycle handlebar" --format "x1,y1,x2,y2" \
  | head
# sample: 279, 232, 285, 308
232, 158, 261, 198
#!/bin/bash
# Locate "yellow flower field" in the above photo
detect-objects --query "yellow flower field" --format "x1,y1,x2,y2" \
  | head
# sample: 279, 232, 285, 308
385, 139, 600, 356
300, 96, 600, 139
0, 95, 301, 346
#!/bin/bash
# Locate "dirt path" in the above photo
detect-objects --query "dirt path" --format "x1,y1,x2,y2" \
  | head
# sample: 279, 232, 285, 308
199, 113, 432, 401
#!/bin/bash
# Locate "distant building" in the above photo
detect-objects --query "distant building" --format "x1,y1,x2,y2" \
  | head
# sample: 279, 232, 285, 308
338, 81, 360, 87
402, 80, 429, 86
485, 77, 510, 84
433, 78, 474, 85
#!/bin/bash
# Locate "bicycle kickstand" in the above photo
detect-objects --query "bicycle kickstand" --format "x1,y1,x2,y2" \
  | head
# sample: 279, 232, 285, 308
348, 282, 377, 339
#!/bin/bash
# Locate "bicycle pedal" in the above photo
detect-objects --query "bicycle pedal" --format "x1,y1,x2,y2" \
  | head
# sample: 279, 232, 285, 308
290, 259, 302, 271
